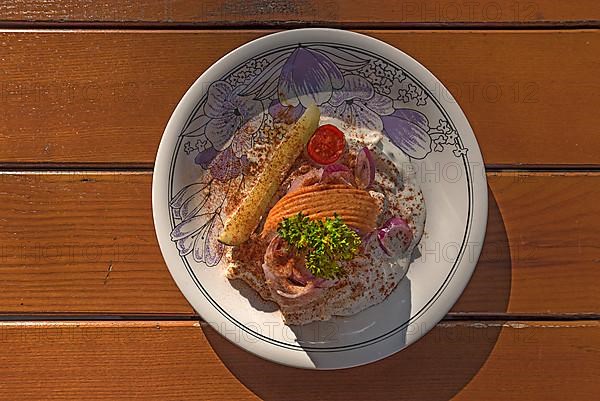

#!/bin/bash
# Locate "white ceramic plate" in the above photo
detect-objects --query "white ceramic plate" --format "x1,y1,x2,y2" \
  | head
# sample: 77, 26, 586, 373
153, 29, 487, 369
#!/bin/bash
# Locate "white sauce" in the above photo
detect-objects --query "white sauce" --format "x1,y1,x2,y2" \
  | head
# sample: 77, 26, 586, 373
226, 128, 426, 325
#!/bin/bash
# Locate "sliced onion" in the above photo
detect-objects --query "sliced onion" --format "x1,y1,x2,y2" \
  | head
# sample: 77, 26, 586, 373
289, 271, 308, 286
290, 262, 315, 286
377, 217, 413, 257
354, 147, 376, 189
323, 163, 350, 174
321, 163, 355, 186
288, 168, 323, 193
275, 281, 326, 304
262, 237, 290, 283
263, 236, 332, 304
276, 283, 316, 299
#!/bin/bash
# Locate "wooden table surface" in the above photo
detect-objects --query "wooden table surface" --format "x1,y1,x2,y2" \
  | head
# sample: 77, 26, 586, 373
0, 1, 598, 400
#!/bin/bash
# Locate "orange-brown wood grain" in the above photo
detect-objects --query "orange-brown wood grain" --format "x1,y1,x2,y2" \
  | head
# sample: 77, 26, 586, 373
0, 320, 597, 400
0, 30, 598, 166
453, 171, 600, 314
0, 172, 194, 315
0, 0, 598, 26
0, 171, 597, 315
0, 4, 597, 398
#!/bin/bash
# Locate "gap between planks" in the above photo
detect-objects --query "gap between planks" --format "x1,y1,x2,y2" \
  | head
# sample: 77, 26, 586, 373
0, 313, 598, 322
0, 320, 597, 329
0, 21, 599, 30
0, 27, 599, 34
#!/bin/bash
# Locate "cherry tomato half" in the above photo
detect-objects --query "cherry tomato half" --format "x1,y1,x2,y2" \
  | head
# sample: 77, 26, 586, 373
307, 124, 346, 165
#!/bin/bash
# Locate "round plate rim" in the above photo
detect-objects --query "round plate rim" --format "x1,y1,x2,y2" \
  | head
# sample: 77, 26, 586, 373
152, 28, 488, 370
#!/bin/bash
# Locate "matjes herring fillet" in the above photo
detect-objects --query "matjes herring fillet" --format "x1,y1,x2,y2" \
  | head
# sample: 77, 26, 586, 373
261, 184, 380, 234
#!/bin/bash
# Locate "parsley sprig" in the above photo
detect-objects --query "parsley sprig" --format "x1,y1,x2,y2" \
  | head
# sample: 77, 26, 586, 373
277, 213, 361, 279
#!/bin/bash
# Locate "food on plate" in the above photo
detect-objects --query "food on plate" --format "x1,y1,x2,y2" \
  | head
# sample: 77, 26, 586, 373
221, 107, 425, 325
276, 213, 362, 279
218, 104, 320, 246
261, 184, 379, 234
306, 124, 346, 165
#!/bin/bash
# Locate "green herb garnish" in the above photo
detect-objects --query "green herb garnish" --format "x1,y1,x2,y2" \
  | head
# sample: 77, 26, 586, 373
277, 213, 361, 279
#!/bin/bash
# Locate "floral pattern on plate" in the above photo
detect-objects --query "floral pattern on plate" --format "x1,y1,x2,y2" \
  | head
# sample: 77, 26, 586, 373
170, 42, 468, 269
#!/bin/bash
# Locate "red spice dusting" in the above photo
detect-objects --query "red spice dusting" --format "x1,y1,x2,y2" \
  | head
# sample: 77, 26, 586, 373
220, 129, 425, 323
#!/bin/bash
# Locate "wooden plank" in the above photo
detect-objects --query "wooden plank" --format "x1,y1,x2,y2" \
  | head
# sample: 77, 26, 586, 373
1, 1, 599, 26
0, 30, 598, 166
0, 320, 597, 400
0, 172, 195, 315
0, 171, 597, 316
452, 171, 600, 314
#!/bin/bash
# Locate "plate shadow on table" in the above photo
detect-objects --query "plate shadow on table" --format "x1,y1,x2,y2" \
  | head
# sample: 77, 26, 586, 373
203, 185, 511, 401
